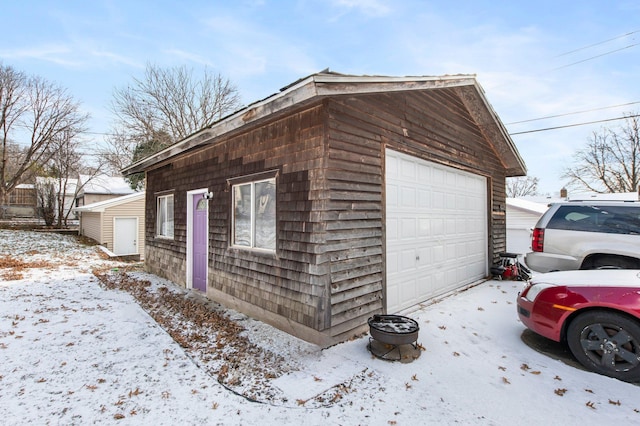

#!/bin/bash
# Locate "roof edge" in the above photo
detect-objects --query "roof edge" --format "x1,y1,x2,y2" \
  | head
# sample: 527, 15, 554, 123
73, 191, 145, 213
121, 72, 478, 175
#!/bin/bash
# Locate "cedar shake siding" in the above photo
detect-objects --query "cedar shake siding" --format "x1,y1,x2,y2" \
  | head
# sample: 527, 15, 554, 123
127, 72, 526, 346
144, 106, 332, 338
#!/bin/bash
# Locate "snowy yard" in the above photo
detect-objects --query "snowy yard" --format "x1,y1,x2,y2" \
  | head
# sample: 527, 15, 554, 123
0, 229, 639, 425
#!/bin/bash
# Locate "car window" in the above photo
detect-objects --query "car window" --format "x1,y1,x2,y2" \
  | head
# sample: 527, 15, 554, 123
547, 205, 640, 234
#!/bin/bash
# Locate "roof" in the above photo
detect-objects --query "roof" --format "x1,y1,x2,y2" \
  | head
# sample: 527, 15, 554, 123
121, 71, 526, 176
73, 191, 145, 213
506, 198, 549, 215
78, 174, 135, 196
35, 177, 78, 195
567, 191, 639, 201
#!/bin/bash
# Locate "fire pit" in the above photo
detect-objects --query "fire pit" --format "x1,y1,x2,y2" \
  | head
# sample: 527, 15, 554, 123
367, 314, 420, 361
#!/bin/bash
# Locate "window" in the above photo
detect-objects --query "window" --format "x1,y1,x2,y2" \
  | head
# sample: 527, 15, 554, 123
548, 205, 640, 234
232, 178, 276, 250
157, 194, 174, 238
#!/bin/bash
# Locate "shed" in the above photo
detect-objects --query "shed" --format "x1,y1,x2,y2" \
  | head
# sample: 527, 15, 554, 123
122, 71, 527, 346
74, 192, 145, 259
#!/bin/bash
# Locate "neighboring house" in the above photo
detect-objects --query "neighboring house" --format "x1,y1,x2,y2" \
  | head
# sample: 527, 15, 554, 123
122, 71, 527, 346
506, 198, 549, 255
5, 183, 37, 218
74, 192, 145, 259
75, 174, 136, 207
35, 176, 78, 220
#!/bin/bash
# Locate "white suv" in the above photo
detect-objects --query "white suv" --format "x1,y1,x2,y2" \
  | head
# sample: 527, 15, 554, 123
525, 201, 640, 272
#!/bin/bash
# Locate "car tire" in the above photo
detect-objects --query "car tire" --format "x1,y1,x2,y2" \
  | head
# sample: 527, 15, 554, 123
567, 311, 640, 382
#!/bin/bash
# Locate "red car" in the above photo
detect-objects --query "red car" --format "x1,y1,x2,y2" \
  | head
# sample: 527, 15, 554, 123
517, 269, 640, 382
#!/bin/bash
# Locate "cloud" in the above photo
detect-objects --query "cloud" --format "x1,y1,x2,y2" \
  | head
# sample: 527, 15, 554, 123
0, 45, 83, 68
330, 0, 392, 17
199, 15, 319, 77
0, 40, 142, 71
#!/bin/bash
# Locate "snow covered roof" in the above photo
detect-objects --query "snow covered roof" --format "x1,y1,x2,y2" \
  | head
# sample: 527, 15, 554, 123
507, 191, 640, 215
73, 191, 144, 213
35, 177, 78, 195
78, 175, 135, 196
566, 191, 639, 201
506, 197, 549, 215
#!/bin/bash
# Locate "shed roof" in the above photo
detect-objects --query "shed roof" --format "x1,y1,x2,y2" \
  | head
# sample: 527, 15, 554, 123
78, 174, 136, 196
121, 71, 526, 176
73, 191, 145, 213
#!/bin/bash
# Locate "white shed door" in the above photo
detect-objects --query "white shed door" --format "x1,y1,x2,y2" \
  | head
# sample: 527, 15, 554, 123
113, 217, 138, 255
385, 149, 488, 313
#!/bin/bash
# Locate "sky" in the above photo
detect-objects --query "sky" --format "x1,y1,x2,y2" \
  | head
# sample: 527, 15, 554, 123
1, 0, 639, 195
2, 229, 639, 424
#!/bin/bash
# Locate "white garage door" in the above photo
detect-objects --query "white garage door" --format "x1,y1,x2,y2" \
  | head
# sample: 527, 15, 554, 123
385, 149, 488, 313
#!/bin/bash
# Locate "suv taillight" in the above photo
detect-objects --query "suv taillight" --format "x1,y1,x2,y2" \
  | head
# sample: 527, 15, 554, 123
531, 228, 544, 252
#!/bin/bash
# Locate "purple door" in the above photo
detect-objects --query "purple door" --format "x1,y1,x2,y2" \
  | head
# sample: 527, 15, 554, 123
192, 193, 207, 292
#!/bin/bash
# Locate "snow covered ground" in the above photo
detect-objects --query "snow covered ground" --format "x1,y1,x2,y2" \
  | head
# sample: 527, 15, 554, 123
0, 229, 638, 425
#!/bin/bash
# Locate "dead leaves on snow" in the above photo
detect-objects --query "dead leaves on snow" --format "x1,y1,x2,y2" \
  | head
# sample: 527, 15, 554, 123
93, 268, 288, 404
0, 255, 54, 280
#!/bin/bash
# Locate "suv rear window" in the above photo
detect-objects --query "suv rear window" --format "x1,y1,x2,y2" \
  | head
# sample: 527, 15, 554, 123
547, 205, 640, 234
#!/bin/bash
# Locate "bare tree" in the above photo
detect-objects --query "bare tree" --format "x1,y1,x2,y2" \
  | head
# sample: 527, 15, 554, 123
0, 63, 89, 217
506, 176, 539, 197
105, 64, 242, 186
44, 129, 104, 228
563, 113, 640, 193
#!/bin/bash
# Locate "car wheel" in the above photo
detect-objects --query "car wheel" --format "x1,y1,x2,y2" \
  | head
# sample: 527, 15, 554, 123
567, 311, 640, 382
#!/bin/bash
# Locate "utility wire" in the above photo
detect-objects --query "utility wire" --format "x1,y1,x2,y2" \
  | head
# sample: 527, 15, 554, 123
550, 42, 640, 71
505, 101, 640, 125
509, 114, 640, 135
555, 29, 639, 57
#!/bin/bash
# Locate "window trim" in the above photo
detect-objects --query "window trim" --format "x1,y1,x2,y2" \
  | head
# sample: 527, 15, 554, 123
156, 192, 175, 239
230, 173, 277, 252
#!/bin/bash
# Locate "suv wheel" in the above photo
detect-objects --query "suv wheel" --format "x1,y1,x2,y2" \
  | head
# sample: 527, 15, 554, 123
567, 311, 640, 382
585, 255, 640, 270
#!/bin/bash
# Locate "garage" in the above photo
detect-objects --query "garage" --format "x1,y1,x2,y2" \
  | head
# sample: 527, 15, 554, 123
74, 192, 145, 260
385, 149, 488, 313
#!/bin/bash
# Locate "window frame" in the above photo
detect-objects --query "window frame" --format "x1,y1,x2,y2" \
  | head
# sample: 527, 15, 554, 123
156, 193, 175, 239
229, 171, 277, 252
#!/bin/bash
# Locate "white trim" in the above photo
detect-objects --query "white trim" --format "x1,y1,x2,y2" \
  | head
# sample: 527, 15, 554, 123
73, 192, 144, 213
186, 188, 209, 290
113, 216, 139, 255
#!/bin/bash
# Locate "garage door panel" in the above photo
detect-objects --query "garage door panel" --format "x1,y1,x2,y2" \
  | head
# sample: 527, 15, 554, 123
386, 149, 488, 313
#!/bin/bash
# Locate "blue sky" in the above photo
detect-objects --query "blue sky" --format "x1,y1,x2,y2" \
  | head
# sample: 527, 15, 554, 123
2, 0, 639, 194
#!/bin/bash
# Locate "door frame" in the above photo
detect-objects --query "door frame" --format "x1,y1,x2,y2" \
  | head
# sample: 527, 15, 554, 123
186, 188, 209, 290
113, 216, 139, 255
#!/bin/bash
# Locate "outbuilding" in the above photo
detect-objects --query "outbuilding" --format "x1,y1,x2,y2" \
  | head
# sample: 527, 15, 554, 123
74, 192, 145, 259
123, 71, 526, 346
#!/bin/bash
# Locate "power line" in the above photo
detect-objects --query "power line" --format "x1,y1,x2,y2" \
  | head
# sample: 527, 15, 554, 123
555, 29, 640, 57
505, 101, 640, 125
551, 42, 640, 72
509, 114, 640, 135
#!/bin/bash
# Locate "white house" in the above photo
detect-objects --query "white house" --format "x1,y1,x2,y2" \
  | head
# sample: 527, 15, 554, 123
35, 176, 78, 220
75, 174, 136, 207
